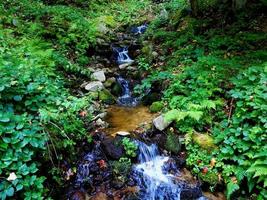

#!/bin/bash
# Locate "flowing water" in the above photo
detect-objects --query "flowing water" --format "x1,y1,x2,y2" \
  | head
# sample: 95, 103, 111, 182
67, 23, 212, 200
132, 24, 148, 35
112, 46, 134, 64
133, 141, 203, 200
116, 76, 139, 106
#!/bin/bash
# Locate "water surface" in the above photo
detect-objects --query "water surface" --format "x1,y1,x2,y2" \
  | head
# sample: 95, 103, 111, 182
104, 105, 155, 136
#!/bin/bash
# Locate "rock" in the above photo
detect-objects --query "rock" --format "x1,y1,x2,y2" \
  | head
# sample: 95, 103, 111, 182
91, 192, 108, 200
153, 115, 172, 131
160, 8, 168, 19
192, 132, 216, 150
99, 89, 115, 104
112, 180, 125, 189
91, 71, 106, 82
69, 190, 88, 200
102, 138, 124, 160
96, 118, 108, 128
165, 132, 181, 154
152, 51, 159, 57
104, 77, 116, 88
88, 91, 99, 100
150, 101, 164, 113
116, 131, 131, 136
127, 66, 137, 71
85, 81, 104, 92
97, 23, 109, 34
96, 112, 107, 119
96, 38, 105, 45
119, 62, 133, 69
111, 83, 122, 96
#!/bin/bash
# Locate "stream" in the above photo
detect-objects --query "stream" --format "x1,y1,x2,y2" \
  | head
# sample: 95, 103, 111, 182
66, 24, 205, 200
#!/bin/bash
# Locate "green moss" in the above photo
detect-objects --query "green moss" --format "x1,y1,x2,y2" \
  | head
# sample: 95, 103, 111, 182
150, 101, 164, 113
111, 83, 122, 96
192, 132, 216, 150
88, 91, 99, 100
165, 132, 181, 154
99, 89, 115, 104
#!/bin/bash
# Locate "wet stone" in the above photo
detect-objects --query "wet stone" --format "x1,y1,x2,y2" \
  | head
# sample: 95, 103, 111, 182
102, 138, 124, 160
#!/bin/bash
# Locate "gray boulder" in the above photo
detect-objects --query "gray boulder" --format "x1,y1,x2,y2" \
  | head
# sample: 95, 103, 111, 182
91, 71, 106, 82
153, 115, 172, 131
85, 81, 104, 91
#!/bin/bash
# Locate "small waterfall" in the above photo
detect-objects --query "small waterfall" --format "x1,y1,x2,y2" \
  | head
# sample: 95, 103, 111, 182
133, 142, 182, 200
132, 24, 148, 35
112, 46, 134, 65
116, 76, 139, 107
133, 142, 203, 200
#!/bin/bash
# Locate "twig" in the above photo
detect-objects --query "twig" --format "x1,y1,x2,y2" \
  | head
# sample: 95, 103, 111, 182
48, 121, 71, 140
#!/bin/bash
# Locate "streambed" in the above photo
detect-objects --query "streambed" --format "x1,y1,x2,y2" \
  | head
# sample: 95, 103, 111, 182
104, 105, 156, 137
65, 23, 220, 200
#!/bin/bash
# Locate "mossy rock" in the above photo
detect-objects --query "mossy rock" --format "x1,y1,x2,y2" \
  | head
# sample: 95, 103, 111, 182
111, 83, 122, 96
99, 89, 115, 104
88, 91, 99, 100
192, 132, 216, 150
165, 132, 181, 154
104, 77, 116, 88
150, 101, 164, 113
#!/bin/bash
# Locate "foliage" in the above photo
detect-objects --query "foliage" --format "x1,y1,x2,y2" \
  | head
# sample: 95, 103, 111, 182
213, 64, 267, 199
0, 23, 92, 199
122, 138, 138, 158
111, 157, 132, 177
150, 101, 164, 113
137, 57, 151, 71
139, 1, 267, 198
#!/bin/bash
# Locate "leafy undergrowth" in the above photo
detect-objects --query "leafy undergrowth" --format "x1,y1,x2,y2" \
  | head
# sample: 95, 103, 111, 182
136, 1, 267, 199
0, 0, 152, 199
1, 0, 152, 77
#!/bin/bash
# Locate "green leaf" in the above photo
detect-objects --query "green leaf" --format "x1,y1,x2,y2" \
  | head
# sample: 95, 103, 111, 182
13, 95, 23, 102
0, 86, 5, 91
187, 111, 203, 121
0, 117, 10, 123
16, 123, 24, 130
16, 184, 23, 191
6, 186, 14, 197
226, 182, 239, 199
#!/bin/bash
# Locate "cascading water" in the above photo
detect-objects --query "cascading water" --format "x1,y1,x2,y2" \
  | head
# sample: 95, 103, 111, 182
133, 141, 203, 200
116, 76, 139, 107
132, 24, 148, 35
112, 46, 134, 65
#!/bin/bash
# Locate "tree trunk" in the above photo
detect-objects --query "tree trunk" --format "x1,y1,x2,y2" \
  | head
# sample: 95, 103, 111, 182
190, 0, 199, 16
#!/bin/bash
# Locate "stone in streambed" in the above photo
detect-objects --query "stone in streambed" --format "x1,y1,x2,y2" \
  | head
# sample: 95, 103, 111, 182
96, 118, 108, 128
119, 62, 133, 69
153, 115, 172, 131
88, 91, 99, 100
111, 82, 122, 96
85, 81, 104, 92
99, 89, 116, 104
91, 71, 106, 82
102, 138, 124, 160
104, 77, 116, 88
150, 101, 164, 113
116, 131, 131, 136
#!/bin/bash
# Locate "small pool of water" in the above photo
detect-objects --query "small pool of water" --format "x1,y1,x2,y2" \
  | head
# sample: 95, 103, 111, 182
104, 105, 156, 136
